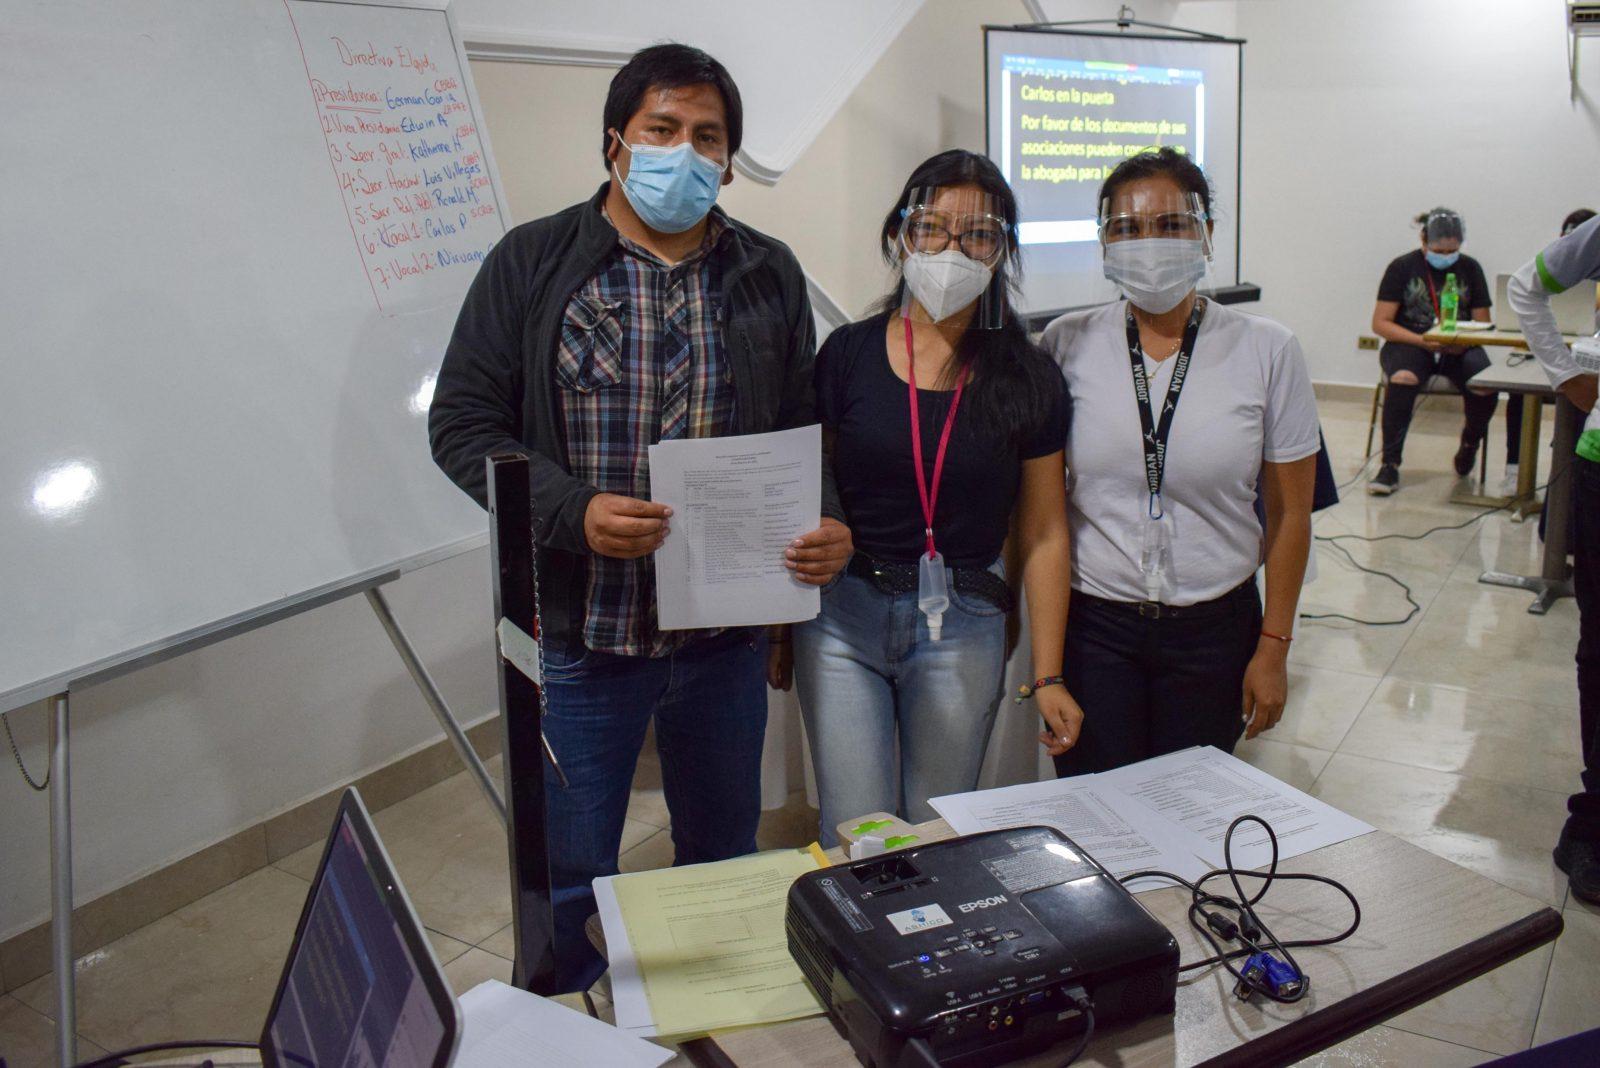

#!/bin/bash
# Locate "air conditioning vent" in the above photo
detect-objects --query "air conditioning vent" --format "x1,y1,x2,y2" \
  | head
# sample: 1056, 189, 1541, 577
786, 917, 836, 1011
1571, 2, 1600, 33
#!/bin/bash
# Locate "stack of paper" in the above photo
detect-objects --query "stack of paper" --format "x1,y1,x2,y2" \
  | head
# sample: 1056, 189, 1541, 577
454, 979, 673, 1068
593, 848, 826, 1038
930, 746, 1372, 889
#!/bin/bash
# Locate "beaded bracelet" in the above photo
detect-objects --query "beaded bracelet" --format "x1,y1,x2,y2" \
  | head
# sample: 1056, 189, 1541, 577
1015, 676, 1066, 703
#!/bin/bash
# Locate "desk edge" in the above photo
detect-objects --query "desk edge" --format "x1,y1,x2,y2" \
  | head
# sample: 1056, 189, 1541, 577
1197, 906, 1564, 1068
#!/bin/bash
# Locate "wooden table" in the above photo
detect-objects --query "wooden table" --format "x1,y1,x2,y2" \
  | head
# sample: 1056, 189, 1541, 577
690, 819, 1561, 1068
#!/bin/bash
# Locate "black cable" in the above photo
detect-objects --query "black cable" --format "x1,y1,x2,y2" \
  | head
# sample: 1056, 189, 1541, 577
1054, 991, 1095, 1067
75, 1040, 260, 1068
1301, 467, 1566, 627
1119, 816, 1361, 1005
1298, 539, 1422, 627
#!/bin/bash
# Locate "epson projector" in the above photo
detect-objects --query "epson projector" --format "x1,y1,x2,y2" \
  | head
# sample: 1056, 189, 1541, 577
786, 827, 1179, 1067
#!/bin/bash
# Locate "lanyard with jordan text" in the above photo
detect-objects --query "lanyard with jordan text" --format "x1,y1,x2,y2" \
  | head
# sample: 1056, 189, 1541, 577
1125, 297, 1204, 602
906, 315, 971, 641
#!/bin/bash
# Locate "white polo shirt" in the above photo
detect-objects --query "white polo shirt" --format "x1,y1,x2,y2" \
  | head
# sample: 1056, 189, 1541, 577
1042, 299, 1320, 606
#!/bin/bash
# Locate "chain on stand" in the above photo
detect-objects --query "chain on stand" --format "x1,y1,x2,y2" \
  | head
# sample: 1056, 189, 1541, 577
2, 709, 50, 791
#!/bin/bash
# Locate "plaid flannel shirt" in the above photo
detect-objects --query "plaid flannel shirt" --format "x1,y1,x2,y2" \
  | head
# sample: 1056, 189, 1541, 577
555, 212, 736, 656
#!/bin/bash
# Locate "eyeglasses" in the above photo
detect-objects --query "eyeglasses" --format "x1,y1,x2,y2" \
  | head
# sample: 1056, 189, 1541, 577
900, 208, 1008, 263
1100, 211, 1208, 243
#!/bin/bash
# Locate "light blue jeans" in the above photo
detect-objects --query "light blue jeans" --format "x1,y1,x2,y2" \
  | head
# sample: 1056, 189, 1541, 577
793, 565, 1008, 847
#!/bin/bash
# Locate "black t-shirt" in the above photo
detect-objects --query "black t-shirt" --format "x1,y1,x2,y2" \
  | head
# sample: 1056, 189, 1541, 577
816, 313, 1070, 569
1376, 250, 1492, 335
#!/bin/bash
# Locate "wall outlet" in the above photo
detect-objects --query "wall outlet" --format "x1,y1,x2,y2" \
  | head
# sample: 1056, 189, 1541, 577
1357, 336, 1380, 350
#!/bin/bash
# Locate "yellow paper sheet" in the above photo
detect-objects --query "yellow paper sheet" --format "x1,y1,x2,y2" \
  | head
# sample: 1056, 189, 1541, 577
610, 848, 824, 1036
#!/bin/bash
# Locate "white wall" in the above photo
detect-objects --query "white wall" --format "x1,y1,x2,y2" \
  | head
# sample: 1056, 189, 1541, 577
1231, 0, 1600, 384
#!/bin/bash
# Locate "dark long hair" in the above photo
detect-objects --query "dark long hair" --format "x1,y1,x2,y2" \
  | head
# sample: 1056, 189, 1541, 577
875, 150, 1058, 448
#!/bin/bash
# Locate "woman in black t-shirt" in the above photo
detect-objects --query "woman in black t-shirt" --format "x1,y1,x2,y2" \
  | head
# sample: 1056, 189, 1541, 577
1368, 208, 1496, 495
775, 151, 1074, 844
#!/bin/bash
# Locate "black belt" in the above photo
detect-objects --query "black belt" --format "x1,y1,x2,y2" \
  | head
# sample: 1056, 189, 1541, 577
847, 554, 1015, 613
1072, 579, 1257, 621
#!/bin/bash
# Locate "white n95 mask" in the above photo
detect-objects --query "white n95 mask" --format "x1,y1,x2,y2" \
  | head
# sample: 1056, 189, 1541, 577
1103, 238, 1208, 314
902, 250, 994, 323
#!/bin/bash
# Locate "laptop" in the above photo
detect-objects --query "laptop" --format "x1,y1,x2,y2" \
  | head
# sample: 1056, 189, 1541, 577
1496, 272, 1599, 335
261, 788, 461, 1068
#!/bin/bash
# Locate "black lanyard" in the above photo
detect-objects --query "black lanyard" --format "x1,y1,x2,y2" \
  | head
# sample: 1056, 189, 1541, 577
1125, 298, 1205, 518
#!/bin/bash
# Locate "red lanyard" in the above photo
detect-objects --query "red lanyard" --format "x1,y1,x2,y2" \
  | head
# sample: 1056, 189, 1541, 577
1424, 269, 1440, 320
905, 316, 971, 560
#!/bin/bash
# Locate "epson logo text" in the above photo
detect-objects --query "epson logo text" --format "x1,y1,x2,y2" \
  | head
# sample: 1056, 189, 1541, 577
957, 895, 1009, 913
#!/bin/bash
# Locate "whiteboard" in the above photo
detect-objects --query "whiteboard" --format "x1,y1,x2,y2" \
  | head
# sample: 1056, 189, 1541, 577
453, 0, 925, 182
0, 0, 510, 710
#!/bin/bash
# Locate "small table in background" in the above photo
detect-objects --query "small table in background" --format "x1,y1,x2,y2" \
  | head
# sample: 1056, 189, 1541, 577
1424, 327, 1579, 615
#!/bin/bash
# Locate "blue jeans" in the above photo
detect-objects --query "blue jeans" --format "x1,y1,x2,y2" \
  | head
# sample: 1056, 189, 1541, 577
793, 569, 1007, 847
539, 629, 768, 992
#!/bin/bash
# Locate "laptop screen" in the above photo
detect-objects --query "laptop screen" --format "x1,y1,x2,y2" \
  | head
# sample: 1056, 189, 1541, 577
263, 804, 455, 1067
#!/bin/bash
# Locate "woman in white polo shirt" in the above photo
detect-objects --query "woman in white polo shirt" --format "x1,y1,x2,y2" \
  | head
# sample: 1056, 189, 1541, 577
1040, 148, 1318, 776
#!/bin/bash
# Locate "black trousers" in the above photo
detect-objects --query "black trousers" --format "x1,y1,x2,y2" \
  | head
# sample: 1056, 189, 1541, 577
1379, 343, 1497, 467
1570, 457, 1600, 843
1053, 581, 1262, 778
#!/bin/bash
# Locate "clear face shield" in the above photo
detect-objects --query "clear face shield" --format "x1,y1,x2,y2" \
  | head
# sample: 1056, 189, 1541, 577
893, 187, 1012, 330
1422, 209, 1465, 250
1098, 188, 1213, 314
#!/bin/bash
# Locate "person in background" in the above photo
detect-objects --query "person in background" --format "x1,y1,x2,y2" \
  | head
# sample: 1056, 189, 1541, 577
429, 44, 852, 989
1508, 212, 1600, 904
1368, 209, 1495, 496
1563, 208, 1600, 318
1041, 147, 1317, 777
784, 150, 1075, 845
1502, 209, 1600, 494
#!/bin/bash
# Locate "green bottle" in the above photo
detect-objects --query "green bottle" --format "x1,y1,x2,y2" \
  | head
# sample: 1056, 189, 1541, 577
1578, 429, 1600, 463
1440, 273, 1460, 331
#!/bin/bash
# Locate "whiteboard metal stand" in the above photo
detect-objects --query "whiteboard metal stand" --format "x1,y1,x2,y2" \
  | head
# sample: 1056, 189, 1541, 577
31, 564, 509, 1066
486, 453, 561, 992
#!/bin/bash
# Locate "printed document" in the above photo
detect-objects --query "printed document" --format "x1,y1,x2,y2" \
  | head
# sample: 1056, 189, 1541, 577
649, 425, 821, 629
455, 979, 673, 1067
930, 775, 1212, 890
595, 849, 825, 1038
1097, 747, 1373, 870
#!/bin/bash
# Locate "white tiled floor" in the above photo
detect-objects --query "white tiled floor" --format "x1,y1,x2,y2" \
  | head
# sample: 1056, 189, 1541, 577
3, 396, 1597, 1066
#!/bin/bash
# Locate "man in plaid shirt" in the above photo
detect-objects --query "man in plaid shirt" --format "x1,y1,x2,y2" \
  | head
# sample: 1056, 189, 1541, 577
430, 44, 851, 991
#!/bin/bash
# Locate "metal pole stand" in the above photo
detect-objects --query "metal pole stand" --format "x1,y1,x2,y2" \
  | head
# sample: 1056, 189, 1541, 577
365, 586, 505, 823
49, 692, 76, 1067
486, 453, 559, 993
1480, 395, 1579, 614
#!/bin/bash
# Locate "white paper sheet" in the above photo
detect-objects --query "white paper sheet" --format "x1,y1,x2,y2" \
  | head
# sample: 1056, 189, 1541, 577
929, 775, 1213, 891
454, 979, 673, 1068
1096, 746, 1373, 870
648, 425, 822, 630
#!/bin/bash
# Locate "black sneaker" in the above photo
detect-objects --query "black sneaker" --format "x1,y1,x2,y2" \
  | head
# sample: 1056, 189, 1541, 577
1554, 826, 1600, 905
1453, 437, 1480, 477
1367, 464, 1399, 496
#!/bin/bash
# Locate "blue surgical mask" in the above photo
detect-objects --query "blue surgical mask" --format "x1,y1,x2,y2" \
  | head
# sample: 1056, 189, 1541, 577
1425, 250, 1460, 270
613, 137, 725, 234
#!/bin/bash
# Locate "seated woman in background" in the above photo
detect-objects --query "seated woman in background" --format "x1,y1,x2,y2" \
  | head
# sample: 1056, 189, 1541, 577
1041, 147, 1317, 777
782, 149, 1076, 845
1368, 208, 1495, 496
